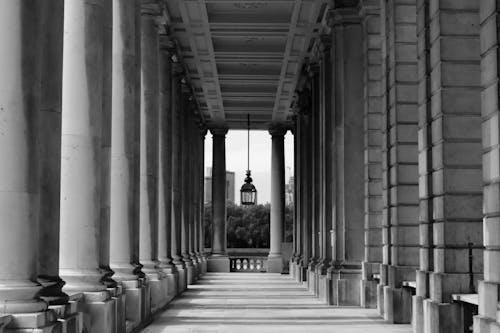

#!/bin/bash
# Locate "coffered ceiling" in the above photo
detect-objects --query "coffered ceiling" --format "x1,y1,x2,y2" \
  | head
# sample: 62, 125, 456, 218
165, 0, 330, 129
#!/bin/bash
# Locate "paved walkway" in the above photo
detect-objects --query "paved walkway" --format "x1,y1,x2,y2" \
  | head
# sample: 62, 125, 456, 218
141, 273, 412, 333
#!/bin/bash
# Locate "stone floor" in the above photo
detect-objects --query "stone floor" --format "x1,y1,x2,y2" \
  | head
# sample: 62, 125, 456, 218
141, 272, 412, 333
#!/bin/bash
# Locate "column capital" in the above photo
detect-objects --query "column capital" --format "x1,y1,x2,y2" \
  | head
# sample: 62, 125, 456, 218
320, 34, 332, 50
141, 0, 163, 16
358, 0, 380, 17
210, 128, 228, 137
199, 125, 208, 138
269, 126, 287, 137
327, 7, 361, 27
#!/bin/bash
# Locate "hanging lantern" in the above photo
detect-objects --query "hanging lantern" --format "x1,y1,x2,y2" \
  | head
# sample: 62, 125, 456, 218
240, 114, 257, 205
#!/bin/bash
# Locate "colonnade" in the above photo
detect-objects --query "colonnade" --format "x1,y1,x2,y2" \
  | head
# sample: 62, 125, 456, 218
289, 1, 500, 332
0, 1, 207, 332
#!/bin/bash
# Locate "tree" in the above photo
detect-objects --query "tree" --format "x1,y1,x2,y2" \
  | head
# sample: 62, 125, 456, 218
204, 202, 293, 249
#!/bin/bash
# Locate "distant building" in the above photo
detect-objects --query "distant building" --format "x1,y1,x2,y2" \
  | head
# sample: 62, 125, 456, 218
204, 167, 235, 204
285, 176, 294, 206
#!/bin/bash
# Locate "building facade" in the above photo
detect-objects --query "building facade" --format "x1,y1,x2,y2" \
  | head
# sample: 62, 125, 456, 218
0, 0, 499, 333
204, 167, 235, 204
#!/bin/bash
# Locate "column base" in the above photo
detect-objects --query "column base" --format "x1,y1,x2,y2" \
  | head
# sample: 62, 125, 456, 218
360, 279, 378, 308
289, 259, 296, 279
267, 255, 283, 273
383, 285, 413, 323
207, 255, 230, 272
422, 298, 462, 333
165, 271, 178, 302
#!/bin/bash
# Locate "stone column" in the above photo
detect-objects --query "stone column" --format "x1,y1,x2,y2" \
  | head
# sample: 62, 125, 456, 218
378, 0, 419, 323
171, 63, 186, 292
290, 124, 300, 280
181, 96, 195, 285
301, 111, 312, 279
36, 0, 68, 306
199, 128, 208, 273
208, 128, 230, 272
268, 127, 287, 273
109, 0, 146, 327
60, 0, 116, 331
307, 66, 320, 295
477, 3, 500, 332
158, 36, 178, 301
139, 7, 166, 313
327, 8, 365, 307
359, 0, 383, 309
319, 35, 334, 304
0, 1, 61, 330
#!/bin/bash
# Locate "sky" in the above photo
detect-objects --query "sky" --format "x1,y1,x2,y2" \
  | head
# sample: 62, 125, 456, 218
205, 130, 294, 204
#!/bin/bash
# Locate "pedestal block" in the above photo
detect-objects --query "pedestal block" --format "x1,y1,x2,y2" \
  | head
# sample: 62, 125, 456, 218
175, 265, 186, 293
140, 279, 151, 324
307, 266, 317, 295
412, 295, 424, 333
383, 286, 413, 324
48, 296, 82, 333
3, 311, 62, 332
377, 283, 385, 316
145, 273, 163, 314
360, 279, 378, 308
108, 286, 125, 333
318, 274, 331, 304
472, 281, 500, 333
267, 256, 284, 273
185, 261, 195, 286
207, 256, 230, 272
165, 271, 178, 303
79, 292, 116, 333
328, 268, 362, 306
120, 280, 143, 330
422, 298, 462, 333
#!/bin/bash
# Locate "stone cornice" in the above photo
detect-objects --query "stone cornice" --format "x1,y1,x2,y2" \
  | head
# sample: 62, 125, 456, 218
358, 0, 380, 17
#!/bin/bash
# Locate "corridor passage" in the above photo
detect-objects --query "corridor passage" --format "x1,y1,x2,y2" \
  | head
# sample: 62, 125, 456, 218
141, 273, 412, 333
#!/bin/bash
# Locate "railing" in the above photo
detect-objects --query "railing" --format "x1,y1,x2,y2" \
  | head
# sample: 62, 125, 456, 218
228, 248, 269, 272
230, 257, 267, 272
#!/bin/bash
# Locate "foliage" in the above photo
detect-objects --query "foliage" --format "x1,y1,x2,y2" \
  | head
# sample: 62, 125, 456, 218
204, 202, 294, 248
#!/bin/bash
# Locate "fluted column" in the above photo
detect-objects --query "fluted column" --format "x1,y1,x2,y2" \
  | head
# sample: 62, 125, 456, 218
0, 0, 54, 325
268, 127, 287, 273
36, 0, 68, 306
171, 63, 186, 292
60, 0, 117, 330
208, 128, 230, 272
139, 6, 165, 313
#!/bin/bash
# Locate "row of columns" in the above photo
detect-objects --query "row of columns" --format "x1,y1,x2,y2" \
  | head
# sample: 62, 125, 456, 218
290, 7, 366, 306
0, 1, 207, 332
291, 1, 500, 332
